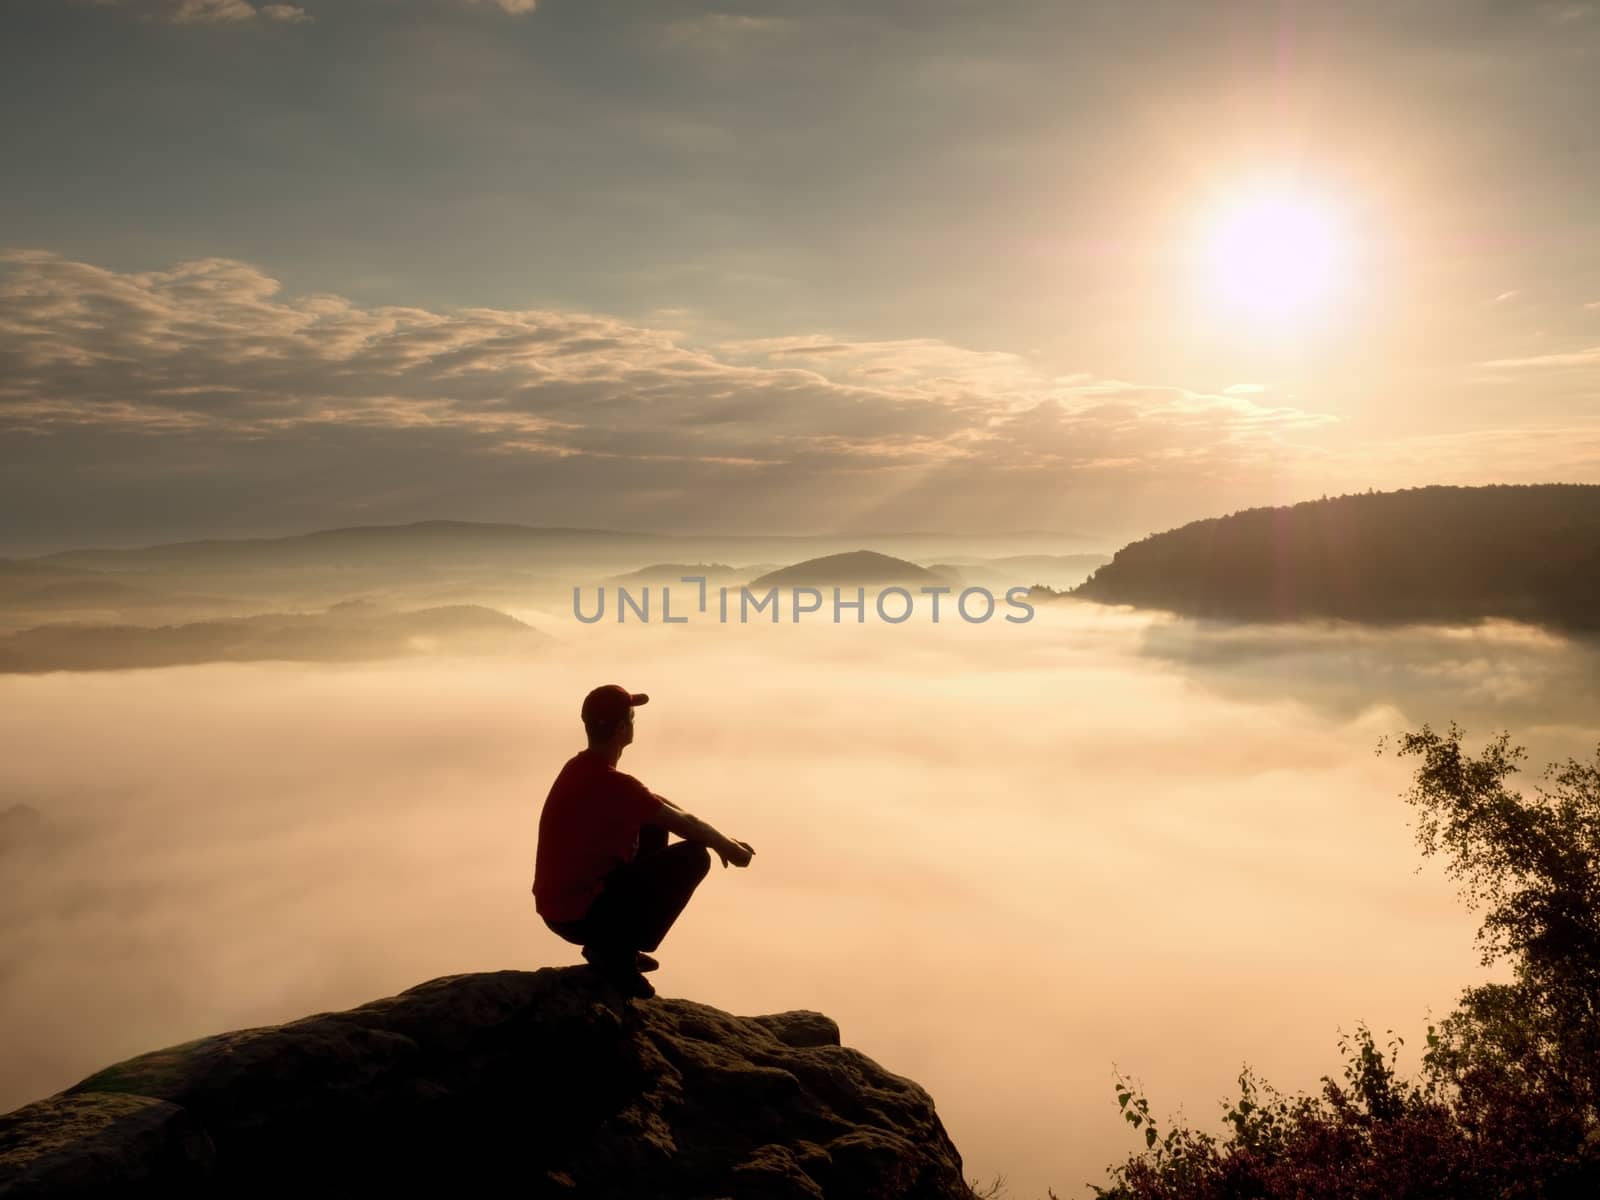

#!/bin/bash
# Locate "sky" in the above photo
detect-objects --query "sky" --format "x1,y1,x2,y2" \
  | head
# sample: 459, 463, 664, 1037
2, 0, 1599, 551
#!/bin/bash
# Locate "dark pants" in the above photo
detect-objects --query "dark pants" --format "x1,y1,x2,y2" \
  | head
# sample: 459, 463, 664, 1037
544, 825, 712, 955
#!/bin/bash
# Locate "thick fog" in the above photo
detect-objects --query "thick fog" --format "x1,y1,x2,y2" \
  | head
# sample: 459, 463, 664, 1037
2, 605, 1596, 1196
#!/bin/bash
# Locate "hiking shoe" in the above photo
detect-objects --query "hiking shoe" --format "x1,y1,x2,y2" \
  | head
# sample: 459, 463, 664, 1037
581, 944, 625, 969
581, 946, 656, 998
583, 945, 659, 974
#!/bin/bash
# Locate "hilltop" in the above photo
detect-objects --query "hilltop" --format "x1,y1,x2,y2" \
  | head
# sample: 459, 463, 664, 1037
748, 550, 943, 589
1072, 484, 1600, 631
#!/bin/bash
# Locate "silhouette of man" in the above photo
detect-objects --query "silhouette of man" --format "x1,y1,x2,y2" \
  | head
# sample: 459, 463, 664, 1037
533, 684, 755, 998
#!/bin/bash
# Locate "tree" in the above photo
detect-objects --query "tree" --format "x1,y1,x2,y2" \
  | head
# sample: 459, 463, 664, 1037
1091, 725, 1600, 1199
1394, 724, 1600, 1177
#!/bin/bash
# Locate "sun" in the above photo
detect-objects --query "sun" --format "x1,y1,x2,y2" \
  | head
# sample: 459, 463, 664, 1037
1197, 179, 1350, 329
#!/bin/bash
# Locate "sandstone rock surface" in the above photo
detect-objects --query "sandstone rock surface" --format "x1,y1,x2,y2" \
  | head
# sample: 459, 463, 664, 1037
0, 967, 973, 1199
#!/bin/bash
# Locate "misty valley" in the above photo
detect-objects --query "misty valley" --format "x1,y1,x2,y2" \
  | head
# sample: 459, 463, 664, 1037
2, 489, 1596, 1196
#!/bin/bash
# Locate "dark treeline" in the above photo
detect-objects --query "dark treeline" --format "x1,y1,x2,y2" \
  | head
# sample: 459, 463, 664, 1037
1073, 485, 1600, 631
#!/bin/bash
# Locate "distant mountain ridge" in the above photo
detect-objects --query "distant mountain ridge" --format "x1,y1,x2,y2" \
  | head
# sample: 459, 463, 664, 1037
33, 520, 1095, 571
608, 562, 743, 584
1073, 484, 1600, 631
38, 522, 673, 570
0, 603, 544, 673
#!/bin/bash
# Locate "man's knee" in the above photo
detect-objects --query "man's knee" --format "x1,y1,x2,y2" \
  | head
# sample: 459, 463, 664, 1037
635, 841, 710, 892
682, 842, 711, 878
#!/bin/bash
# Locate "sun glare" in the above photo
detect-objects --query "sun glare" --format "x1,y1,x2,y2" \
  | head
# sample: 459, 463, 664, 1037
1199, 180, 1349, 329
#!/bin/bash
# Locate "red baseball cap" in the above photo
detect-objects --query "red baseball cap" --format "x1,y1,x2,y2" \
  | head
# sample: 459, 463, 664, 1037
581, 684, 649, 728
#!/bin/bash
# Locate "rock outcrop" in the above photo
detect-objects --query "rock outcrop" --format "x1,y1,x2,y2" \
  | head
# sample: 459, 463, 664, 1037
0, 968, 973, 1199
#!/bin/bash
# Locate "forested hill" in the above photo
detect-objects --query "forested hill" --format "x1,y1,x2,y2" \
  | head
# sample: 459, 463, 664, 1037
1072, 484, 1600, 631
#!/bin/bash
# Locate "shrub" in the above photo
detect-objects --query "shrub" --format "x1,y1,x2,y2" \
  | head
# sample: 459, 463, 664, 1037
1091, 725, 1600, 1199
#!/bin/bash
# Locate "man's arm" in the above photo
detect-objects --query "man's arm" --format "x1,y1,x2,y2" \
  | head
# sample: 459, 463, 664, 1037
645, 794, 754, 868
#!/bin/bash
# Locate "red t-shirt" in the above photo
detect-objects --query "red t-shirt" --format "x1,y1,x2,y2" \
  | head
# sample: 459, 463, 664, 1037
533, 749, 664, 923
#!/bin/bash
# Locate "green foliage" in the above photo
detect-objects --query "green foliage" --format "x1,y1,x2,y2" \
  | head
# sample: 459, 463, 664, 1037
1090, 724, 1600, 1199
1395, 723, 1600, 1121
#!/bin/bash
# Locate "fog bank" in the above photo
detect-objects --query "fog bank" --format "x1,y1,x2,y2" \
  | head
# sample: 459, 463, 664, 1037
2, 607, 1595, 1195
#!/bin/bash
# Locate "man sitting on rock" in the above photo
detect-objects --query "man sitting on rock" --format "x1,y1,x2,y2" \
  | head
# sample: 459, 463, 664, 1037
534, 684, 756, 998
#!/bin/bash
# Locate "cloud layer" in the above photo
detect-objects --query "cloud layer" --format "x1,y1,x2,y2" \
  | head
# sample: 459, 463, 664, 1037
89, 0, 534, 23
2, 609, 1594, 1195
0, 250, 1333, 550
95, 0, 314, 24
0, 254, 1344, 553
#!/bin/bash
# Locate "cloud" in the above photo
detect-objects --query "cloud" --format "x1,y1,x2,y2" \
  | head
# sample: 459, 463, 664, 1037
171, 0, 255, 21
89, 0, 530, 23
1, 611, 1594, 1195
169, 0, 313, 22
659, 12, 794, 50
89, 0, 314, 23
1135, 615, 1600, 728
1545, 2, 1594, 24
258, 3, 312, 22
0, 250, 1337, 544
1478, 346, 1600, 369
